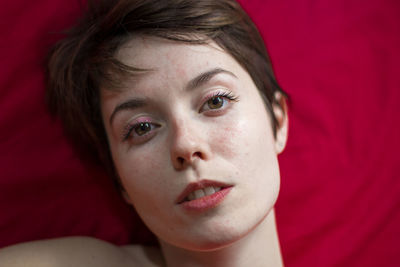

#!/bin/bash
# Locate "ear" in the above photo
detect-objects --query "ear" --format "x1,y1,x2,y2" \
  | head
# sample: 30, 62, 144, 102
273, 92, 289, 154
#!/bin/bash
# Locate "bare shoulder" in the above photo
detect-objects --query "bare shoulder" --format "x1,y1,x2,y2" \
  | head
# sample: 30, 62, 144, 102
0, 237, 161, 267
121, 244, 165, 267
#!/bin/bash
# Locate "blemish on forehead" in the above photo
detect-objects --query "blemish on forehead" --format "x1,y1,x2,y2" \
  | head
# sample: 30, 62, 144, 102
140, 35, 151, 48
176, 67, 187, 79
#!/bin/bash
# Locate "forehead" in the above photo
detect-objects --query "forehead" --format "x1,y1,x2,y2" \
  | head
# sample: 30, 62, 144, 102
116, 35, 222, 65
111, 36, 244, 87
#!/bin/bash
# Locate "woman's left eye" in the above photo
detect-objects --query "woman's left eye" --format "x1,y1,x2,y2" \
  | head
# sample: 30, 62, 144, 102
207, 96, 225, 109
201, 92, 238, 112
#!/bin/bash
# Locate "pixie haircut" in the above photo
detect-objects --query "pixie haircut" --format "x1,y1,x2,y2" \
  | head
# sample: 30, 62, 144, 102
46, 0, 286, 184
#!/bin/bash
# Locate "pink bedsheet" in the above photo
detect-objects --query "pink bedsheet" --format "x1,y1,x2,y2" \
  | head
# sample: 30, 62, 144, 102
1, 0, 399, 266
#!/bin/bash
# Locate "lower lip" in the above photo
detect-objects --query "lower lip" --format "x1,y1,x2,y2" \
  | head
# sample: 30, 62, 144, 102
180, 187, 232, 212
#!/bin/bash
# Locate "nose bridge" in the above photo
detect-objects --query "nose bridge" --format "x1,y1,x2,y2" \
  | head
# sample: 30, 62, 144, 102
171, 116, 199, 152
169, 115, 208, 169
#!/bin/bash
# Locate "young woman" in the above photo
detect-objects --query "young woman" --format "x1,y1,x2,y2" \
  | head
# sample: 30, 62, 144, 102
0, 0, 288, 266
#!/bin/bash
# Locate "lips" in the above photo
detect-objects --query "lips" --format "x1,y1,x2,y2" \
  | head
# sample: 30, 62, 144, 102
175, 179, 232, 204
186, 186, 222, 201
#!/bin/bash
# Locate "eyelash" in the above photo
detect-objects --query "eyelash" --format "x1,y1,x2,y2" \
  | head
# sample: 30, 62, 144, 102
201, 90, 239, 111
122, 120, 159, 142
210, 90, 238, 102
122, 90, 239, 142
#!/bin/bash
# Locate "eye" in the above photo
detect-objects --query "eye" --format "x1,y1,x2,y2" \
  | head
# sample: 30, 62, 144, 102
200, 91, 239, 112
123, 121, 160, 141
134, 122, 153, 136
207, 96, 225, 109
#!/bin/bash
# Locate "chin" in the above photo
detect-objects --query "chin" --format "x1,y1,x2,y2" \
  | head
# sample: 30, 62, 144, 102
165, 217, 261, 252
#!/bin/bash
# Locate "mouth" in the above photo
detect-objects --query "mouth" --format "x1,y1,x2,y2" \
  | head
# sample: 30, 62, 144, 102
176, 180, 233, 211
185, 186, 224, 202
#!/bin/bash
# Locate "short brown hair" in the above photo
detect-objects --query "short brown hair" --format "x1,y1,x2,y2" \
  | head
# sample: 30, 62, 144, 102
46, 0, 286, 185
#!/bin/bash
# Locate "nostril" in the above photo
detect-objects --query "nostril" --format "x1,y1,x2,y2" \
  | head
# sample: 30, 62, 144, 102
177, 157, 184, 165
193, 152, 202, 158
175, 151, 203, 168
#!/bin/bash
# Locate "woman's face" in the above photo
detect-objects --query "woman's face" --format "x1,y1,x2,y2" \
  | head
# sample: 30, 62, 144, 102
101, 36, 287, 250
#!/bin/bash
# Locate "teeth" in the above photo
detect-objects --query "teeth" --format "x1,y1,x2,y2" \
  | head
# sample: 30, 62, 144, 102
204, 186, 216, 195
194, 189, 205, 199
187, 186, 221, 201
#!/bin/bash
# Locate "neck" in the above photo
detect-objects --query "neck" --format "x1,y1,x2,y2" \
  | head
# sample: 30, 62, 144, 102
159, 209, 283, 267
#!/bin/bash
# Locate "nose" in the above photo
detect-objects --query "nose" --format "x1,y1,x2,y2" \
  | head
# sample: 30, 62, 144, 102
169, 118, 210, 171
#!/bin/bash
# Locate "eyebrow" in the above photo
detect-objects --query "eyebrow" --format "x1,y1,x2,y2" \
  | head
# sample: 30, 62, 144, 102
109, 67, 237, 125
186, 68, 237, 91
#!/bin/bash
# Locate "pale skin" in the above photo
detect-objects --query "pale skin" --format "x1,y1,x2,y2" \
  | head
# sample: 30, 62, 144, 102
0, 36, 288, 267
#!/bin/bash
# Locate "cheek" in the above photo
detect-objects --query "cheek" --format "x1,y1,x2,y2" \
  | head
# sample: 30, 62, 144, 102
113, 147, 166, 194
209, 125, 241, 159
210, 112, 274, 162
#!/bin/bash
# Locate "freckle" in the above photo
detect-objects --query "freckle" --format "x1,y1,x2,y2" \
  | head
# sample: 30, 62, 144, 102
177, 67, 186, 78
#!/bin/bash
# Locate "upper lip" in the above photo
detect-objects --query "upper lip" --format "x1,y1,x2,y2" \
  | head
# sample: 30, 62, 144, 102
175, 179, 232, 204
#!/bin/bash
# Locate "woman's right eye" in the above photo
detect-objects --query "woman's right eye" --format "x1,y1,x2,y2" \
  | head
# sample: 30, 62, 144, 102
123, 121, 160, 142
135, 122, 153, 136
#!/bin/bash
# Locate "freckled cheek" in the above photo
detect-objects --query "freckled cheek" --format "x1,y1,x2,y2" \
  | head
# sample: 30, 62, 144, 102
209, 115, 274, 162
208, 123, 246, 159
114, 149, 165, 191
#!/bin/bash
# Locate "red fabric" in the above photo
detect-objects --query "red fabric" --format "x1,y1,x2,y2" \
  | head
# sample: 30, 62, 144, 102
1, 0, 399, 266
237, 0, 400, 266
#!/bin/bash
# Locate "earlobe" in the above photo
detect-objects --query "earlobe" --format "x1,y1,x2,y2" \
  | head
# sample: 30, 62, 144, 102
273, 92, 288, 154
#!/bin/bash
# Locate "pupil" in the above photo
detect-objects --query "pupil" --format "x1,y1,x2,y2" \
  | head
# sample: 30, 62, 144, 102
209, 96, 223, 109
140, 123, 149, 130
136, 122, 150, 135
213, 97, 221, 105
